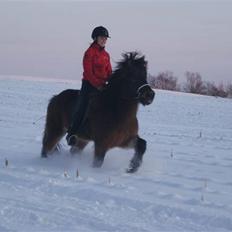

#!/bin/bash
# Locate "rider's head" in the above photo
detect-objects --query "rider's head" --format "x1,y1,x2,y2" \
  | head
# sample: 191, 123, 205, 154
91, 26, 110, 47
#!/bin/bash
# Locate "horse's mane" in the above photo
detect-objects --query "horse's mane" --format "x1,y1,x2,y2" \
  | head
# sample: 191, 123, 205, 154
99, 52, 146, 105
108, 51, 146, 83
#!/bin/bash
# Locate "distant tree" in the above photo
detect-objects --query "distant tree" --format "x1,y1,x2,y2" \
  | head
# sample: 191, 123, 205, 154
183, 72, 206, 94
148, 70, 232, 99
205, 81, 219, 96
205, 81, 228, 98
147, 74, 155, 86
217, 83, 228, 98
226, 83, 232, 98
149, 71, 179, 91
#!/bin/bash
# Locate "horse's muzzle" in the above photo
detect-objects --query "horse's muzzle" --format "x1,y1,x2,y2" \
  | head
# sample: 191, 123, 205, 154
138, 86, 155, 105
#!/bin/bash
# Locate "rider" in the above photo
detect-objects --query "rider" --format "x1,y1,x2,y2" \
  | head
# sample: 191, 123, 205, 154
66, 26, 112, 145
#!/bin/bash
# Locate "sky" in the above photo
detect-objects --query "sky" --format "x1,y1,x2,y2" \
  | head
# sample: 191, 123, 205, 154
0, 0, 232, 83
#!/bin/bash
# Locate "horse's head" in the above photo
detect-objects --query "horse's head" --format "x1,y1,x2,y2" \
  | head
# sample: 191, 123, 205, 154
111, 52, 155, 105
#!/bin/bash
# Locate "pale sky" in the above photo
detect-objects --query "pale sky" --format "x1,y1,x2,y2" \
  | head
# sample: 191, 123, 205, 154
0, 0, 232, 83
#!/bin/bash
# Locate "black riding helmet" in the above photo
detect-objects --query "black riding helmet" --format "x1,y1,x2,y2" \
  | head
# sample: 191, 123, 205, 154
91, 26, 110, 40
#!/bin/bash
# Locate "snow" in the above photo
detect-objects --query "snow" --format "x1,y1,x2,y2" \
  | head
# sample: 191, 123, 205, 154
0, 76, 232, 232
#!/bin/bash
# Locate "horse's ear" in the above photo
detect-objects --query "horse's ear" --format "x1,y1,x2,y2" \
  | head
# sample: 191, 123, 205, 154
138, 55, 144, 61
120, 52, 146, 68
135, 56, 147, 68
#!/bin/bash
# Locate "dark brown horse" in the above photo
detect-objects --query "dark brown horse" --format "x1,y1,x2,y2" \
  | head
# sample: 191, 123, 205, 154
41, 52, 155, 173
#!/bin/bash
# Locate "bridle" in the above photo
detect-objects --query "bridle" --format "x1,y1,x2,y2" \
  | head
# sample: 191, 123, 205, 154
121, 83, 151, 101
137, 83, 150, 97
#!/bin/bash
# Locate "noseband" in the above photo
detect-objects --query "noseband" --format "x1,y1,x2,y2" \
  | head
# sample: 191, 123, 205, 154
137, 83, 150, 96
120, 83, 151, 101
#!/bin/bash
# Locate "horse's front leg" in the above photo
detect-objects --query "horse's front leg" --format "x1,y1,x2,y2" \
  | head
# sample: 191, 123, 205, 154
127, 136, 146, 173
93, 143, 107, 168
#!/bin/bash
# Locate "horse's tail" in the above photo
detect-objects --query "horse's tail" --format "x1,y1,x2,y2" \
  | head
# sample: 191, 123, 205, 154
41, 89, 79, 156
46, 94, 64, 132
41, 94, 63, 156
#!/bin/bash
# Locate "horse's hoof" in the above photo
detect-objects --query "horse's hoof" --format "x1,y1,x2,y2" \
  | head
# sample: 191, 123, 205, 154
41, 148, 48, 158
126, 157, 142, 173
126, 166, 138, 173
41, 153, 48, 158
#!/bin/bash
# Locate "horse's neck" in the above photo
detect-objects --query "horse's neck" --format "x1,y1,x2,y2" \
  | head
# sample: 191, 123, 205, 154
102, 86, 139, 119
117, 99, 139, 119
121, 99, 138, 110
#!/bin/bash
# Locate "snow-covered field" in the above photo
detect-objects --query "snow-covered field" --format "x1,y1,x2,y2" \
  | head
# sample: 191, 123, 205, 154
0, 76, 232, 232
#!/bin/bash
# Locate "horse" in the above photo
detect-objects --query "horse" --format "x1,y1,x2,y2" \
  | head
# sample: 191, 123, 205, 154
41, 52, 155, 173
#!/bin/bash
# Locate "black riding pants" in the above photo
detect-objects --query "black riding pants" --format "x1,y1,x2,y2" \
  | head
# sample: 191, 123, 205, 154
69, 80, 99, 135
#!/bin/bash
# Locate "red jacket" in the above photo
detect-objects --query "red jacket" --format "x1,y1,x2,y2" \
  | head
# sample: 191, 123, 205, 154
82, 42, 112, 88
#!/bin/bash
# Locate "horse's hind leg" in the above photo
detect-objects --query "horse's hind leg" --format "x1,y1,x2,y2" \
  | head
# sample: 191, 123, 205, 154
70, 138, 89, 154
127, 136, 147, 173
41, 129, 65, 158
93, 143, 107, 168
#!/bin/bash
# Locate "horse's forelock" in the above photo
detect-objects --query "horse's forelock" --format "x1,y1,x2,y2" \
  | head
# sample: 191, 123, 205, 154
116, 52, 146, 70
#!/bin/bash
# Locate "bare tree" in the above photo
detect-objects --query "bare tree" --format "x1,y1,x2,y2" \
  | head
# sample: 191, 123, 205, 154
217, 83, 228, 98
149, 71, 179, 91
149, 70, 232, 99
205, 81, 219, 96
226, 83, 232, 98
205, 81, 229, 98
183, 72, 206, 94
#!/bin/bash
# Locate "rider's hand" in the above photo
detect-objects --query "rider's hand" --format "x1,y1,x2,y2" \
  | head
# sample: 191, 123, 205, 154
97, 82, 108, 91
